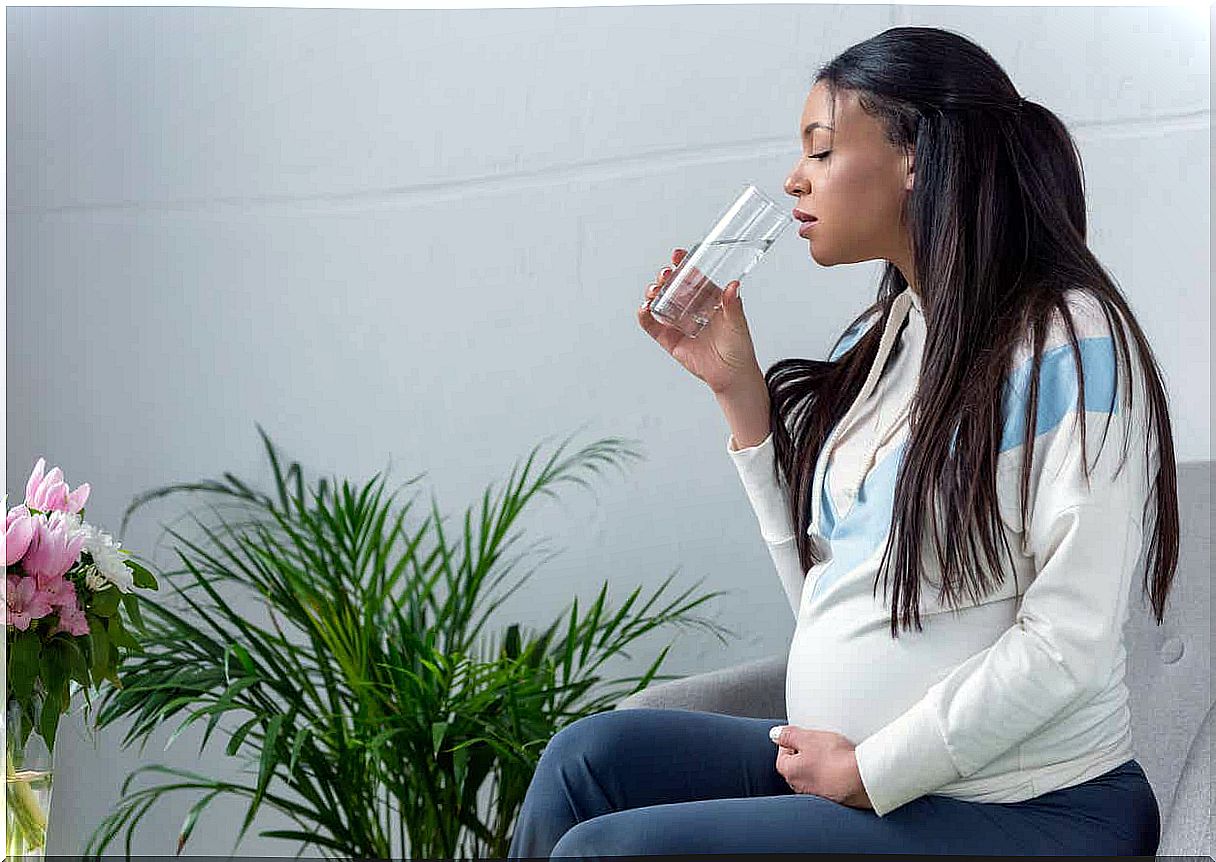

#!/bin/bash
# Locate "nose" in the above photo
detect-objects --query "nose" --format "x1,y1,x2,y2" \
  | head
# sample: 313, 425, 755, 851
784, 162, 807, 198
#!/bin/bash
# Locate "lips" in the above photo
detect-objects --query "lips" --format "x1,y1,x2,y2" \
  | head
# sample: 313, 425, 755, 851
798, 219, 818, 237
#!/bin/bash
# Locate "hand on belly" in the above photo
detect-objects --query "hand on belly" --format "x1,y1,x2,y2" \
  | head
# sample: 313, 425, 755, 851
769, 724, 874, 810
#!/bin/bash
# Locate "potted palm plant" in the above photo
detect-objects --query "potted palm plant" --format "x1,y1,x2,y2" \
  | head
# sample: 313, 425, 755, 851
84, 424, 735, 859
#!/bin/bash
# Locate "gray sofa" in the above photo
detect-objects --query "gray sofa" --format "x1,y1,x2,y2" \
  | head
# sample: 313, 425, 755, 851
617, 460, 1212, 858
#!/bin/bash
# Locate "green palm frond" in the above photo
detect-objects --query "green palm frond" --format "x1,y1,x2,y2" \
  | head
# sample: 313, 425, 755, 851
86, 423, 736, 860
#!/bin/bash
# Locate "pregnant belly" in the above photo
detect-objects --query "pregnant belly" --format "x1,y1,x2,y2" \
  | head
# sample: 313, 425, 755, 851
784, 593, 1016, 743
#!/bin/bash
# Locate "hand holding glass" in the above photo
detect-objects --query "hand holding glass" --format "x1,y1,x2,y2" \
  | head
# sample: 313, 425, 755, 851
647, 184, 794, 338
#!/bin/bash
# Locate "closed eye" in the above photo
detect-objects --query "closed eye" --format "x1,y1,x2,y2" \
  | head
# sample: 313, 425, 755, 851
808, 150, 832, 160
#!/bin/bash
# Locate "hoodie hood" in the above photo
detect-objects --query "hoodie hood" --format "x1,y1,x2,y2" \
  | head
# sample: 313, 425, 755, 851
808, 286, 919, 540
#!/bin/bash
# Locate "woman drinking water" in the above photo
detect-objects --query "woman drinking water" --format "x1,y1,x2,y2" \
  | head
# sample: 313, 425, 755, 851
508, 25, 1177, 858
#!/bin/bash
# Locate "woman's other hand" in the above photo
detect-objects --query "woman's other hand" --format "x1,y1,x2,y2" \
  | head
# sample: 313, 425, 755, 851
770, 724, 874, 810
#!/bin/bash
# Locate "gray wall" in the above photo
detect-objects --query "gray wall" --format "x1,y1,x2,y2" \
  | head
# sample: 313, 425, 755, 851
6, 4, 1209, 856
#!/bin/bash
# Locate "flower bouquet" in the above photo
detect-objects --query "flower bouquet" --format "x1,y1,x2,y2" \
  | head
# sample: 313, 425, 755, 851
5, 458, 159, 858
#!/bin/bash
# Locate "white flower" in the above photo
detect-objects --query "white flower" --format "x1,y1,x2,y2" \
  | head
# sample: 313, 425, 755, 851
78, 520, 134, 593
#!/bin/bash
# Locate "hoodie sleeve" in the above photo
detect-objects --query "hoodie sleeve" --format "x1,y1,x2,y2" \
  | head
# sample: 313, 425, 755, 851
725, 309, 885, 617
725, 431, 806, 618
853, 292, 1158, 817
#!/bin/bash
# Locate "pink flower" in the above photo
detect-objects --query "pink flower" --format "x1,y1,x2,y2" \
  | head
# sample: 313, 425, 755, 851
41, 575, 87, 636
4, 573, 55, 630
6, 504, 36, 566
38, 571, 77, 608
50, 601, 90, 637
21, 511, 86, 582
24, 457, 90, 514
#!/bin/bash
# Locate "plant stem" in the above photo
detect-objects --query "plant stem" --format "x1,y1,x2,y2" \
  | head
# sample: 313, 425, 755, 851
5, 743, 49, 854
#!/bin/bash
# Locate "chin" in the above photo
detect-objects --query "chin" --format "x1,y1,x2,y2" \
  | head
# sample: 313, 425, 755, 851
808, 244, 833, 266
812, 243, 874, 267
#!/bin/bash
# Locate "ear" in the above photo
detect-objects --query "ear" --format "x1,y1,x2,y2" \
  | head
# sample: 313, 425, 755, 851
903, 146, 916, 192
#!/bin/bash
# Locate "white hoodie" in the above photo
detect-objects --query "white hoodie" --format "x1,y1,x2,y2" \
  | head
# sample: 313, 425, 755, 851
727, 285, 1159, 817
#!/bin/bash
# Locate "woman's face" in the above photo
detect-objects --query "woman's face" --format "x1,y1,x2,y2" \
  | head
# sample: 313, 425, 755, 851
784, 81, 915, 277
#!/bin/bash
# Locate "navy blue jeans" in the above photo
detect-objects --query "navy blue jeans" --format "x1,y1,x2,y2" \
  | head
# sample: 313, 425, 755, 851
507, 707, 1160, 858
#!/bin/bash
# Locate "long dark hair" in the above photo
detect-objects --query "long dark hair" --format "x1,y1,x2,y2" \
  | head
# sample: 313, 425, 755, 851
767, 26, 1179, 637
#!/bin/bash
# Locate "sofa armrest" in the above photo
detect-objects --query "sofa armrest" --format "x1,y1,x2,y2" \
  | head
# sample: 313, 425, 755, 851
1157, 700, 1213, 859
614, 653, 787, 719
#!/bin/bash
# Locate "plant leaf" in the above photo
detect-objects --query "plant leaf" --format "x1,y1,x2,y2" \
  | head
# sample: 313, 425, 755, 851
431, 720, 448, 757
120, 592, 147, 633
107, 614, 142, 650
236, 712, 285, 846
39, 687, 62, 753
126, 559, 159, 590
92, 587, 122, 617
89, 614, 110, 679
177, 788, 222, 855
225, 715, 262, 758
8, 629, 41, 699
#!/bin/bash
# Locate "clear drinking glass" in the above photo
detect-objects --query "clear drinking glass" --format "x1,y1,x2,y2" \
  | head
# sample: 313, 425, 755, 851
648, 183, 794, 338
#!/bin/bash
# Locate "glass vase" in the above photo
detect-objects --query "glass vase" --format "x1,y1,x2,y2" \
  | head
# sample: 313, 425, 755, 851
5, 694, 55, 860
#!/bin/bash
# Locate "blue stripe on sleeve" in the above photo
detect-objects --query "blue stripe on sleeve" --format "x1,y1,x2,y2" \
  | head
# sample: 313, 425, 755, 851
997, 336, 1119, 454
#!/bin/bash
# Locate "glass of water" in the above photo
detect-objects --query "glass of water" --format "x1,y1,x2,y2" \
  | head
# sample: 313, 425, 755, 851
648, 183, 794, 338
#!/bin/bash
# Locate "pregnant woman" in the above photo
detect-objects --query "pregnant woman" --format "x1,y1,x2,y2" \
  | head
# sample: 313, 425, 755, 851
508, 25, 1178, 858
